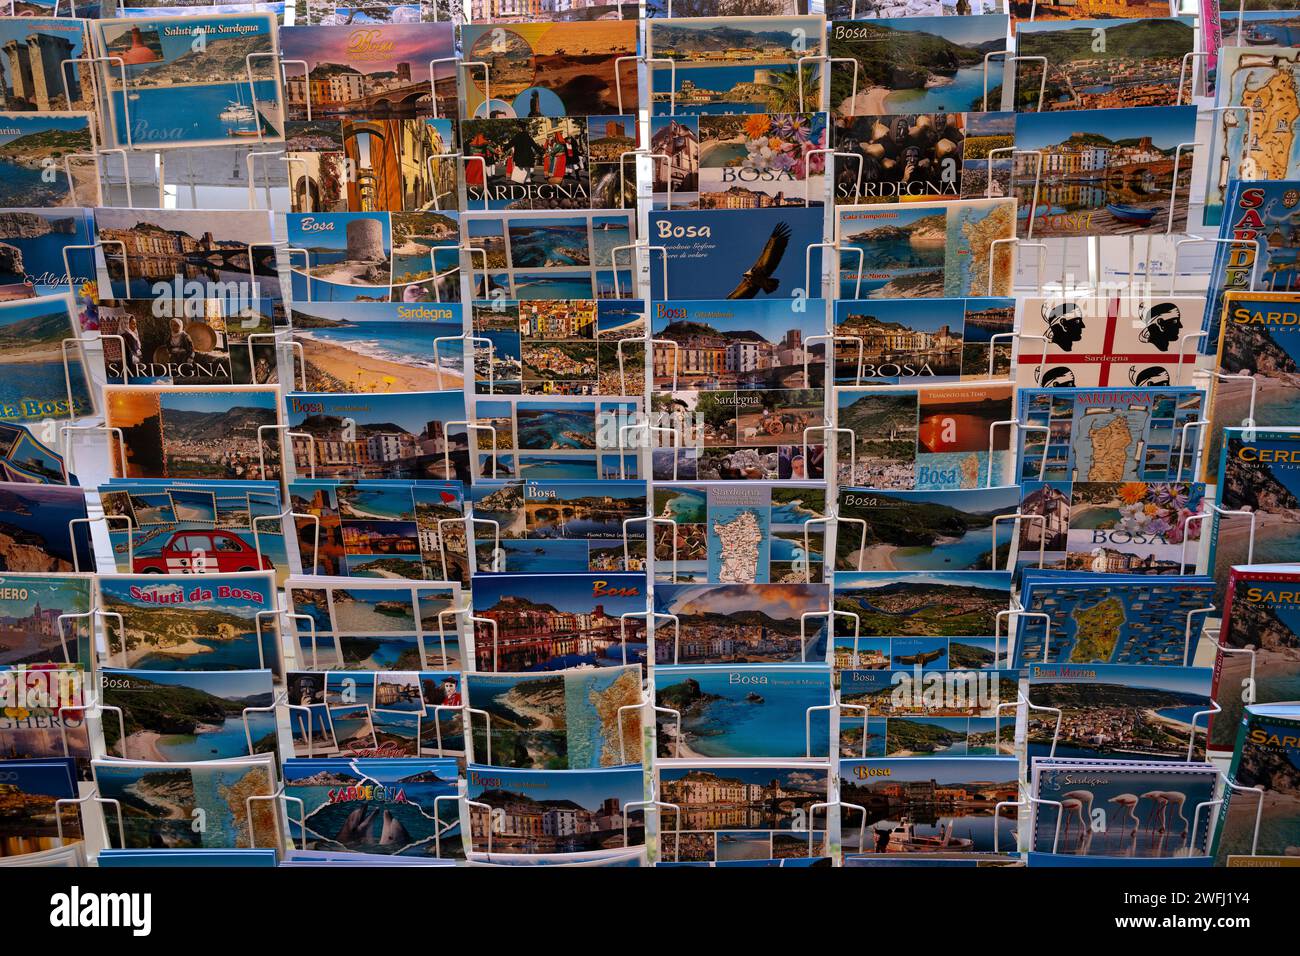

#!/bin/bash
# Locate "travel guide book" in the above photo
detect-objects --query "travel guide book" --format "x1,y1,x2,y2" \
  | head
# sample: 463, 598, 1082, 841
651, 581, 830, 665
0, 482, 94, 575
0, 294, 94, 423
1213, 702, 1300, 862
833, 570, 1012, 638
467, 394, 642, 482
0, 113, 98, 208
652, 482, 826, 584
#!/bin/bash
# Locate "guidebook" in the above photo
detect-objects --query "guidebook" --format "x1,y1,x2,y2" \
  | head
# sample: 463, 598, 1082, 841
1213, 702, 1300, 862
652, 581, 830, 665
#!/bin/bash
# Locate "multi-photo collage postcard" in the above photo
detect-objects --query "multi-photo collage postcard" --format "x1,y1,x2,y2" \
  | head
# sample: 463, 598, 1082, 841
467, 393, 641, 481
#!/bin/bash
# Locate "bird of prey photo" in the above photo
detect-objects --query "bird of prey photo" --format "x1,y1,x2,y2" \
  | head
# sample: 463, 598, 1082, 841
726, 221, 792, 299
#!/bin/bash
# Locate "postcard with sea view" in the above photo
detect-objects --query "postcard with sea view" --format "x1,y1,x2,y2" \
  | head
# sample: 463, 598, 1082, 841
0, 572, 93, 667
0, 208, 96, 299
654, 663, 832, 759
467, 395, 640, 482
91, 13, 284, 149
834, 570, 1011, 638
0, 420, 70, 484
646, 16, 826, 117
652, 581, 830, 665
831, 635, 1005, 678
468, 479, 648, 575
1026, 662, 1215, 762
0, 758, 79, 858
0, 295, 93, 423
835, 381, 1016, 489
464, 665, 643, 769
286, 576, 462, 671
1213, 703, 1300, 862
835, 198, 1016, 298
0, 113, 98, 208
840, 756, 1019, 854
1016, 386, 1205, 484
653, 482, 825, 584
0, 482, 94, 574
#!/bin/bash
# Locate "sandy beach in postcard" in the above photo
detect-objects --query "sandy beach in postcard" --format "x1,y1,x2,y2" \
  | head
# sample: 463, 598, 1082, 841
299, 334, 463, 392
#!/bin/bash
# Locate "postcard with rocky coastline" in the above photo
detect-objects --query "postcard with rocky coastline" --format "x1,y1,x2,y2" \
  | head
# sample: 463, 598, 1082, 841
1015, 295, 1205, 390
0, 294, 94, 423
1210, 566, 1300, 752
834, 198, 1016, 298
91, 13, 284, 150
1015, 386, 1206, 485
467, 394, 642, 482
285, 576, 463, 671
92, 753, 281, 849
284, 756, 462, 857
459, 21, 639, 119
0, 113, 99, 208
651, 581, 830, 665
1212, 702, 1300, 862
0, 208, 96, 300
0, 758, 80, 858
831, 634, 1005, 681
654, 663, 832, 759
1026, 661, 1214, 762
0, 482, 94, 574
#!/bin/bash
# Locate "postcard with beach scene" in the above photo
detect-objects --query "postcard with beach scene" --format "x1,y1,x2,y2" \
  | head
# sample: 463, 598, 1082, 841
652, 482, 825, 584
835, 198, 1016, 298
99, 668, 277, 762
834, 380, 1016, 489
285, 576, 463, 671
834, 570, 1011, 638
0, 294, 93, 423
91, 13, 284, 149
832, 296, 1014, 385
1016, 386, 1206, 484
840, 756, 1019, 854
1014, 570, 1215, 667
834, 485, 1021, 573
657, 763, 829, 862
0, 113, 98, 208
1031, 759, 1218, 858
654, 663, 832, 759
468, 394, 641, 482
0, 208, 96, 299
1026, 661, 1215, 762
459, 20, 639, 119
647, 16, 825, 117
284, 756, 462, 857
1017, 479, 1205, 576
0, 664, 91, 777
92, 754, 280, 849
1015, 295, 1204, 390
0, 18, 93, 114
463, 665, 643, 769
0, 482, 94, 574
0, 572, 93, 667
652, 581, 830, 665
1013, 105, 1197, 237
466, 764, 644, 855
1213, 703, 1300, 862
468, 479, 648, 575
0, 758, 80, 858
1210, 566, 1300, 751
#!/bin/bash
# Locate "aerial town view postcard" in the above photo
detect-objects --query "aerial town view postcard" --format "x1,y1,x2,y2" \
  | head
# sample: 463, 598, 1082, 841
646, 16, 826, 116
651, 581, 830, 665
0, 758, 80, 858
1212, 703, 1300, 862
834, 570, 1012, 637
0, 482, 94, 574
834, 381, 1016, 489
0, 572, 93, 667
1026, 661, 1215, 762
0, 113, 98, 208
91, 13, 285, 149
652, 482, 826, 584
459, 21, 639, 118
0, 294, 93, 423
462, 665, 643, 768
467, 394, 641, 482
0, 208, 96, 299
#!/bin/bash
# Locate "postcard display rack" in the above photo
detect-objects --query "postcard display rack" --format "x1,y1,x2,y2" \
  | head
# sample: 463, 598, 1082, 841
2, 0, 1300, 872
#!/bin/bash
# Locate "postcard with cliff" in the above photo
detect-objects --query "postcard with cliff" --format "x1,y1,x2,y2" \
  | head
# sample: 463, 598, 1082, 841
0, 294, 95, 423
0, 209, 97, 301
466, 394, 642, 482
90, 13, 285, 150
0, 113, 99, 208
0, 482, 93, 574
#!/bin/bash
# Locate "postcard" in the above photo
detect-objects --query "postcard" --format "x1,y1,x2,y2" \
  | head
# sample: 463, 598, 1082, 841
0, 421, 71, 485
1211, 566, 1300, 752
652, 581, 830, 665
1211, 9, 1300, 97
0, 295, 93, 422
1026, 662, 1214, 762
1009, 0, 1174, 23
0, 758, 80, 858
332, 117, 460, 212
288, 479, 470, 585
685, 112, 828, 209
0, 572, 93, 667
91, 13, 284, 149
464, 665, 642, 769
96, 571, 281, 676
100, 668, 277, 762
834, 570, 1011, 639
284, 756, 462, 857
469, 479, 647, 575
1213, 703, 1300, 861
463, 209, 635, 300
835, 485, 1021, 573
0, 18, 92, 114
466, 764, 644, 854
840, 756, 1019, 854
831, 635, 1005, 678
1016, 386, 1205, 484
655, 664, 832, 759
1014, 570, 1216, 666
826, 0, 1000, 15
0, 208, 96, 299
1031, 759, 1218, 858
0, 482, 94, 574
92, 754, 280, 848
653, 482, 826, 584
832, 111, 1016, 205
284, 119, 347, 213
1018, 479, 1205, 576
835, 381, 1015, 489
833, 297, 1015, 385
0, 113, 98, 208
468, 395, 641, 481
0, 665, 90, 777
459, 21, 639, 119
469, 572, 646, 671
474, 0, 636, 19
1014, 295, 1205, 389
835, 198, 1016, 298
647, 16, 825, 116
285, 576, 463, 671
